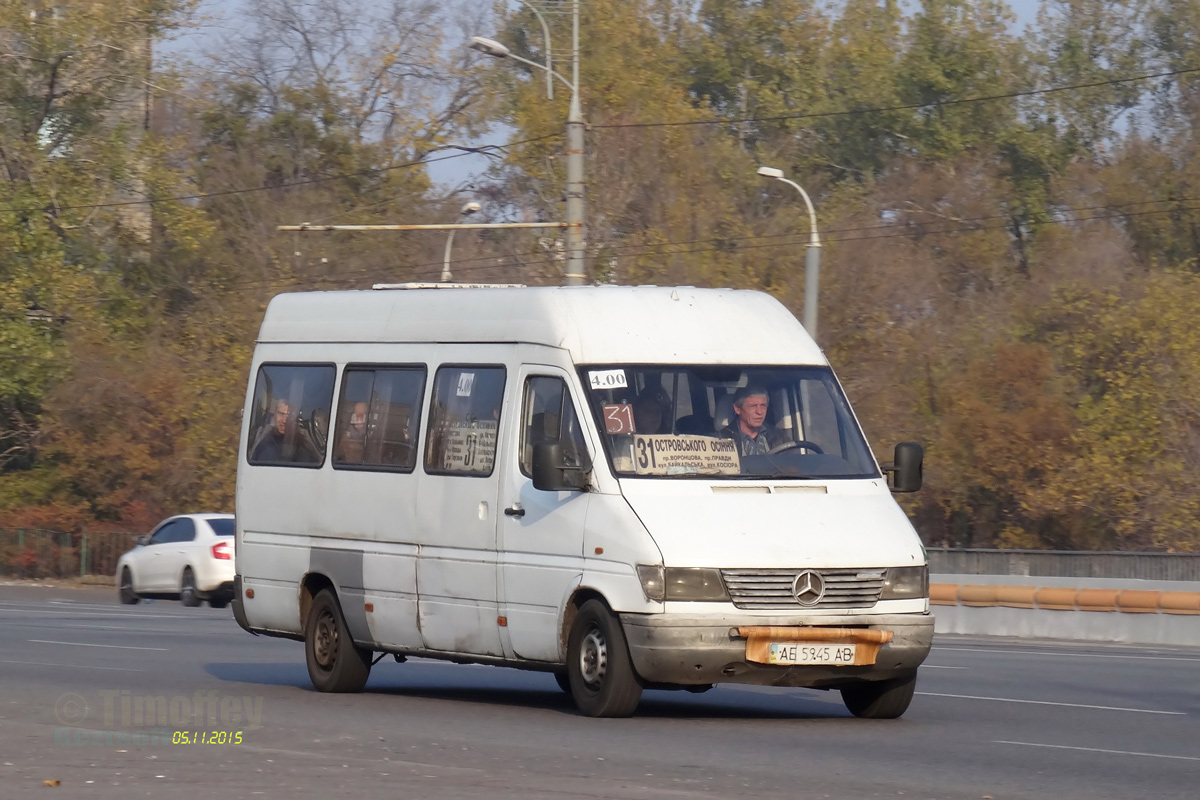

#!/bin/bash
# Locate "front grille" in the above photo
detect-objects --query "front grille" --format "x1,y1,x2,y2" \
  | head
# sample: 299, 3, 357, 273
721, 568, 886, 610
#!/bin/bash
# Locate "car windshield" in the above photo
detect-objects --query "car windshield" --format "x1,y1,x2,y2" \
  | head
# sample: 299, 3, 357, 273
580, 365, 879, 480
207, 518, 235, 537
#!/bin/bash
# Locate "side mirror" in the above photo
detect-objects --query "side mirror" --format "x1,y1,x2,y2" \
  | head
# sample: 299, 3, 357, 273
532, 442, 590, 492
883, 442, 923, 493
136, 535, 150, 546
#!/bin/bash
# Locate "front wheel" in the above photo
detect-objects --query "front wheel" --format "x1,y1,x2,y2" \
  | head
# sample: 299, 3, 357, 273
840, 672, 917, 719
118, 568, 139, 605
180, 568, 200, 607
566, 599, 643, 717
305, 589, 371, 693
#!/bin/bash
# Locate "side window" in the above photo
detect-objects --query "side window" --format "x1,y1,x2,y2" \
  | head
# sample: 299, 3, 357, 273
334, 366, 427, 471
148, 521, 175, 545
521, 377, 590, 476
247, 364, 336, 467
173, 518, 197, 543
799, 380, 843, 457
424, 366, 505, 477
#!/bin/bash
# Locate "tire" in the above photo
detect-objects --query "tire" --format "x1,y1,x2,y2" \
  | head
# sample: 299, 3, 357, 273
118, 568, 139, 605
553, 671, 572, 694
180, 568, 201, 607
840, 672, 918, 719
208, 597, 228, 610
566, 599, 643, 717
304, 588, 372, 693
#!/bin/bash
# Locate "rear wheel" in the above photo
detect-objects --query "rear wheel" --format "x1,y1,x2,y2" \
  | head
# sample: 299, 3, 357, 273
118, 568, 139, 605
180, 568, 200, 607
840, 672, 918, 719
553, 672, 572, 694
305, 589, 371, 693
208, 596, 228, 610
566, 599, 643, 717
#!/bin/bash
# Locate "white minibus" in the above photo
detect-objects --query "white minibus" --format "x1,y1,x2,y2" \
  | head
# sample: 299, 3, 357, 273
232, 284, 931, 718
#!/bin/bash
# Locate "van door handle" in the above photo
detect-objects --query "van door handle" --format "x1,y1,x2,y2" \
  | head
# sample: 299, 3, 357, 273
504, 505, 525, 518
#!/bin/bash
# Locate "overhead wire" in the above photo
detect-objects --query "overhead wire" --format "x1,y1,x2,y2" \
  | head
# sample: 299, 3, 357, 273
143, 195, 1200, 296
590, 66, 1200, 130
1, 194, 1195, 359
0, 133, 563, 215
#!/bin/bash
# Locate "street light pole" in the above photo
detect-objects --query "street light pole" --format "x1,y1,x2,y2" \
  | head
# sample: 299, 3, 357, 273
563, 84, 586, 286
757, 166, 821, 340
469, 0, 586, 286
562, 0, 585, 286
441, 201, 482, 283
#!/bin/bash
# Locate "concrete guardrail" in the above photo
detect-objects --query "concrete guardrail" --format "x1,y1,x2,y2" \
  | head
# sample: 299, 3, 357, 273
931, 583, 1200, 615
930, 580, 1200, 646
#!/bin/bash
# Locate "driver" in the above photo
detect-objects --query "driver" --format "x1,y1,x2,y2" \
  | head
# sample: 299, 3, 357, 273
720, 385, 784, 456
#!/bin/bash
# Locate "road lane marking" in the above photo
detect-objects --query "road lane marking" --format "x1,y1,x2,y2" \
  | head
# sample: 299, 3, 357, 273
0, 609, 196, 619
34, 624, 222, 633
995, 741, 1200, 761
0, 659, 145, 673
934, 646, 1200, 664
921, 665, 967, 670
28, 640, 168, 651
917, 691, 1184, 714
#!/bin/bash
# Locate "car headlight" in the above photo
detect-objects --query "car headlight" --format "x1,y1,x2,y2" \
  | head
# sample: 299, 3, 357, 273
636, 566, 729, 602
880, 565, 929, 600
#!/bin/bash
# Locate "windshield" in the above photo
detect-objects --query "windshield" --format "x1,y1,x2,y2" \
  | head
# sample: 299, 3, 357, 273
580, 365, 879, 480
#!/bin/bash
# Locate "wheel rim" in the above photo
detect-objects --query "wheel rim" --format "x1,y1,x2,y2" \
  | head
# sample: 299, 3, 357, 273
578, 624, 608, 688
181, 572, 195, 602
313, 609, 338, 670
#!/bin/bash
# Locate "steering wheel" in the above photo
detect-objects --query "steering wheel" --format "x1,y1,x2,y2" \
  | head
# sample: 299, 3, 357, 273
768, 440, 825, 455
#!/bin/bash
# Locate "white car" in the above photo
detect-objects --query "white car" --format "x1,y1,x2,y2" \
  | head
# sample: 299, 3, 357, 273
116, 514, 236, 608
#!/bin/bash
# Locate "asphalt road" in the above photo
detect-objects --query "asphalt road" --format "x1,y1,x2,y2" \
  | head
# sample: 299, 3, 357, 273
1, 583, 1198, 799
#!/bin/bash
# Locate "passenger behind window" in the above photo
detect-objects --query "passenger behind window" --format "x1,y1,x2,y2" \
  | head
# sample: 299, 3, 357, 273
251, 399, 322, 464
250, 399, 291, 461
336, 401, 368, 464
632, 389, 671, 435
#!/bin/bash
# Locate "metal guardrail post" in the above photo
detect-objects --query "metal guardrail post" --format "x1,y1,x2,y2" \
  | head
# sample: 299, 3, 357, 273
81, 534, 88, 579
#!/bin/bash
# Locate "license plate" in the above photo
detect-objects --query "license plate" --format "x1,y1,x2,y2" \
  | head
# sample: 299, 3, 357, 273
767, 642, 857, 666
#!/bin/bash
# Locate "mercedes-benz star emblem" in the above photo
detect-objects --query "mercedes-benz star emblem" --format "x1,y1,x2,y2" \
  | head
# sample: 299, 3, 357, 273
791, 570, 825, 606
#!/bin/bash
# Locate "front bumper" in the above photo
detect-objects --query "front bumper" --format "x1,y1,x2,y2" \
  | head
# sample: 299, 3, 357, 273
620, 612, 934, 688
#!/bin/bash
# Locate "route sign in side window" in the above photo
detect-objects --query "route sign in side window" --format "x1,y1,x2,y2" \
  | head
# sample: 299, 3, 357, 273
334, 366, 427, 471
424, 366, 506, 477
520, 376, 590, 477
246, 364, 336, 468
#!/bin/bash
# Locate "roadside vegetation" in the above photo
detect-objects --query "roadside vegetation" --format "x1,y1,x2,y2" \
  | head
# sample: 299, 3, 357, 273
2, 0, 1198, 551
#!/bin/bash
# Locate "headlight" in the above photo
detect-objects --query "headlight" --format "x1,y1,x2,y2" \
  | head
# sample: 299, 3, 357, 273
880, 565, 928, 600
636, 566, 729, 602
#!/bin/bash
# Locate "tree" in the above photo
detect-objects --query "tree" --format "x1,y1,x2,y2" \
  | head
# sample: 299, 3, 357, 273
0, 0, 206, 521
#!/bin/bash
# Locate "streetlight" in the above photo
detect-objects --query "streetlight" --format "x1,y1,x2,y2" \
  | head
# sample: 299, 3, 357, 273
757, 166, 821, 340
441, 201, 482, 283
467, 0, 586, 287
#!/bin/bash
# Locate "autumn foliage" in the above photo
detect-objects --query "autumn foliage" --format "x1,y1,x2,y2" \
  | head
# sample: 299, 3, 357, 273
3, 0, 1200, 550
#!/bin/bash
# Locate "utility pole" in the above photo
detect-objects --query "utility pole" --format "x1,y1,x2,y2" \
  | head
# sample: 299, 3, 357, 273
562, 0, 585, 286
471, 0, 585, 286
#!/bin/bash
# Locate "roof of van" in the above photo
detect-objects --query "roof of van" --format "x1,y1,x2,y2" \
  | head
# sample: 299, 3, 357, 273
257, 285, 826, 365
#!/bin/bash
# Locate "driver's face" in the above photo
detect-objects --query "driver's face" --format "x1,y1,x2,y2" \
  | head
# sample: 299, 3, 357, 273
274, 403, 290, 435
736, 394, 769, 431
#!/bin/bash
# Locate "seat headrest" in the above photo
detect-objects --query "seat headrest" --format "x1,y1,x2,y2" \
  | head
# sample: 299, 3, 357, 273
713, 393, 736, 432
